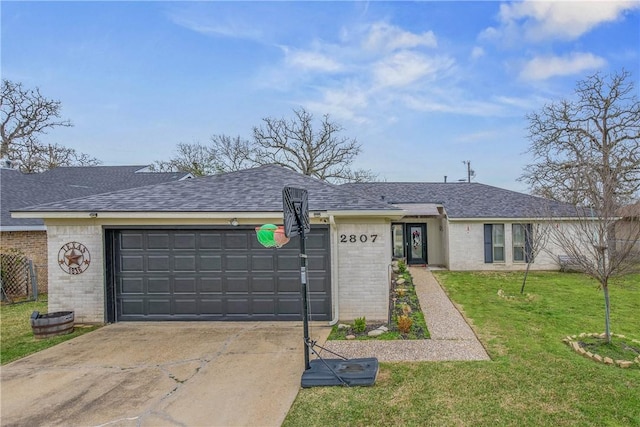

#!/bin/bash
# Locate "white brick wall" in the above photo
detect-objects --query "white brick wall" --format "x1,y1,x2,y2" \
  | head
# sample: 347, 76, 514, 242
447, 221, 569, 271
47, 222, 104, 323
335, 221, 390, 322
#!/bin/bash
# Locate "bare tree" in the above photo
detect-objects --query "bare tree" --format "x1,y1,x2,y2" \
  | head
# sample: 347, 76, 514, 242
251, 108, 376, 183
150, 142, 218, 176
15, 140, 100, 173
519, 222, 551, 294
209, 134, 254, 173
521, 70, 640, 342
153, 107, 377, 183
1, 79, 100, 172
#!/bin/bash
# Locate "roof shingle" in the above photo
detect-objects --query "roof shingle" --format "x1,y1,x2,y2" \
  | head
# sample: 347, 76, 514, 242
341, 182, 578, 218
1, 166, 191, 228
13, 165, 397, 214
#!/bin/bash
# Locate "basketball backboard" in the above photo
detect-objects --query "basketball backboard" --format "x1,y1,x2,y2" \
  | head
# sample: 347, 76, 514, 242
283, 186, 310, 238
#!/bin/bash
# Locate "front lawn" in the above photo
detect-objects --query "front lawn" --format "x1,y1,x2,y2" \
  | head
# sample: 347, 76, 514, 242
1, 298, 100, 365
284, 272, 640, 426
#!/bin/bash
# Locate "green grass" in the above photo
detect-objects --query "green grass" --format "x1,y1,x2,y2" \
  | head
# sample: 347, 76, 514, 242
1, 298, 100, 365
284, 272, 640, 427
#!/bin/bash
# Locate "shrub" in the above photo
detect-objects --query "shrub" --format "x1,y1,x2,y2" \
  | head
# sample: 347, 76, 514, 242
397, 315, 413, 333
353, 317, 366, 333
397, 260, 407, 274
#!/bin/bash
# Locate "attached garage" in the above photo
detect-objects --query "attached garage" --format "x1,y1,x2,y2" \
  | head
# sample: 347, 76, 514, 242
14, 165, 401, 324
105, 227, 331, 322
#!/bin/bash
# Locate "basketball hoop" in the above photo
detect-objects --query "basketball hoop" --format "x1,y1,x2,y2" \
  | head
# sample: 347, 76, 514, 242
255, 224, 290, 248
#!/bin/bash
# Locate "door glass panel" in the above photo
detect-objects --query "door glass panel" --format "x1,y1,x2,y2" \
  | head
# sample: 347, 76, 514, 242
392, 224, 404, 258
410, 226, 422, 260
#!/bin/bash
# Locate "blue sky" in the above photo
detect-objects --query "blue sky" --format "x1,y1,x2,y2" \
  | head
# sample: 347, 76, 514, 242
3, 1, 639, 191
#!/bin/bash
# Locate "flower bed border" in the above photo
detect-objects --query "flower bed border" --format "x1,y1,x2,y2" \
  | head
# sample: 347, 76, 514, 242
562, 333, 640, 368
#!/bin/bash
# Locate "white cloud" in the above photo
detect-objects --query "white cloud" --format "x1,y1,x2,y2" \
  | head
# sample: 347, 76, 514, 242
305, 85, 370, 124
486, 0, 640, 42
282, 48, 343, 72
168, 12, 262, 40
520, 52, 606, 81
373, 51, 453, 88
471, 46, 485, 60
363, 22, 437, 52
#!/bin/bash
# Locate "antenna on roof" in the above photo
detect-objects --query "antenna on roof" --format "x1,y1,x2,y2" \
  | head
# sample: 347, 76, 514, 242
460, 160, 475, 183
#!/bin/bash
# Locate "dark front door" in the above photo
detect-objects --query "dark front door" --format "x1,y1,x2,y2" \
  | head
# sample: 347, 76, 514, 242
106, 227, 331, 322
406, 223, 427, 265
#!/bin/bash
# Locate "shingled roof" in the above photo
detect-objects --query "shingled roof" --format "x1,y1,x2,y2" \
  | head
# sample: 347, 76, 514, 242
341, 182, 579, 219
1, 166, 191, 229
13, 165, 398, 214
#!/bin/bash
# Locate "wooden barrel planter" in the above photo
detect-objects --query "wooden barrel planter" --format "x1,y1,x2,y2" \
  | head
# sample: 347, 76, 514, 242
31, 311, 74, 339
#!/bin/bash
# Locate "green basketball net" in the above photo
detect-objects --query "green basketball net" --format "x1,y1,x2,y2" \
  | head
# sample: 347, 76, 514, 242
255, 224, 290, 248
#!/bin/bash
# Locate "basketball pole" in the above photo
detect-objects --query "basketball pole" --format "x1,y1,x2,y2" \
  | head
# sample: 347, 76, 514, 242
295, 201, 311, 371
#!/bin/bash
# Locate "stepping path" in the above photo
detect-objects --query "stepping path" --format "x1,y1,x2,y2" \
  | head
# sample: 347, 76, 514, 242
319, 267, 490, 362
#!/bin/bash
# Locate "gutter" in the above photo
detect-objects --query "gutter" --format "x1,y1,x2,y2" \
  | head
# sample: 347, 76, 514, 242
328, 214, 340, 326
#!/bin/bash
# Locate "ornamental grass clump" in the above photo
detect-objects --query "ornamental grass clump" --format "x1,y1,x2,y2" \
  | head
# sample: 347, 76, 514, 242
397, 315, 413, 333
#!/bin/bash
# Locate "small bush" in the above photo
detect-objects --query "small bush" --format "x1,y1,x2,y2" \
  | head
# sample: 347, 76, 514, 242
397, 260, 407, 273
353, 317, 366, 333
397, 315, 413, 333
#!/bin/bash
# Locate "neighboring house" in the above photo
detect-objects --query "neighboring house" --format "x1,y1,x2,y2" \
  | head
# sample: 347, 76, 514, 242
12, 165, 580, 324
616, 202, 640, 255
1, 165, 192, 293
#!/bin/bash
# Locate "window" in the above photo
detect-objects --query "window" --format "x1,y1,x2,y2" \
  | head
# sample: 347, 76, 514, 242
513, 224, 533, 263
484, 224, 505, 263
391, 223, 404, 258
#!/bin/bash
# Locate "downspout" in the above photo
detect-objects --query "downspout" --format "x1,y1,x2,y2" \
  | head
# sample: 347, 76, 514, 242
328, 214, 340, 325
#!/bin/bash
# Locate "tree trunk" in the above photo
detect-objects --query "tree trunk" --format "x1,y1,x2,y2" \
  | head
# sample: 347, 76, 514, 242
520, 261, 532, 294
603, 282, 612, 343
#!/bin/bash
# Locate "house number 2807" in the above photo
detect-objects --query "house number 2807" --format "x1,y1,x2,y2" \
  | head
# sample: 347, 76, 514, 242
340, 234, 378, 243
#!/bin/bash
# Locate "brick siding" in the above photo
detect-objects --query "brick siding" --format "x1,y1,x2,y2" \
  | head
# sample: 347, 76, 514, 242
0, 230, 48, 293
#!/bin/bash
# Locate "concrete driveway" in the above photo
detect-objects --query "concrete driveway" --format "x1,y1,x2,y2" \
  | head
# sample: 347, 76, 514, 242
1, 322, 331, 427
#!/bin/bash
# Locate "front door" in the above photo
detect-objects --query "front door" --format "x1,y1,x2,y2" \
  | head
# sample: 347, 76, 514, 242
406, 223, 427, 265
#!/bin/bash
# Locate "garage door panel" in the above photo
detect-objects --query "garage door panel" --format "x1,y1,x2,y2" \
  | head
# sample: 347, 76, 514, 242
276, 254, 299, 270
121, 256, 144, 272
121, 299, 144, 315
148, 300, 172, 314
308, 276, 328, 292
200, 299, 223, 314
278, 298, 301, 315
174, 255, 196, 271
226, 276, 249, 293
113, 228, 331, 321
121, 234, 143, 249
120, 278, 143, 294
251, 255, 274, 271
148, 256, 170, 271
224, 234, 249, 249
148, 278, 170, 294
174, 233, 196, 249
253, 299, 276, 315
175, 278, 196, 293
305, 234, 327, 249
307, 254, 328, 270
278, 276, 301, 293
200, 277, 222, 293
200, 233, 222, 249
147, 234, 169, 249
175, 299, 197, 314
252, 276, 275, 293
227, 298, 250, 314
199, 255, 222, 271
226, 255, 248, 270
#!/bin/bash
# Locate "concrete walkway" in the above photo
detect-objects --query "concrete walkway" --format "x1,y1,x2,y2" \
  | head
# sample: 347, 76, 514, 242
319, 267, 490, 362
